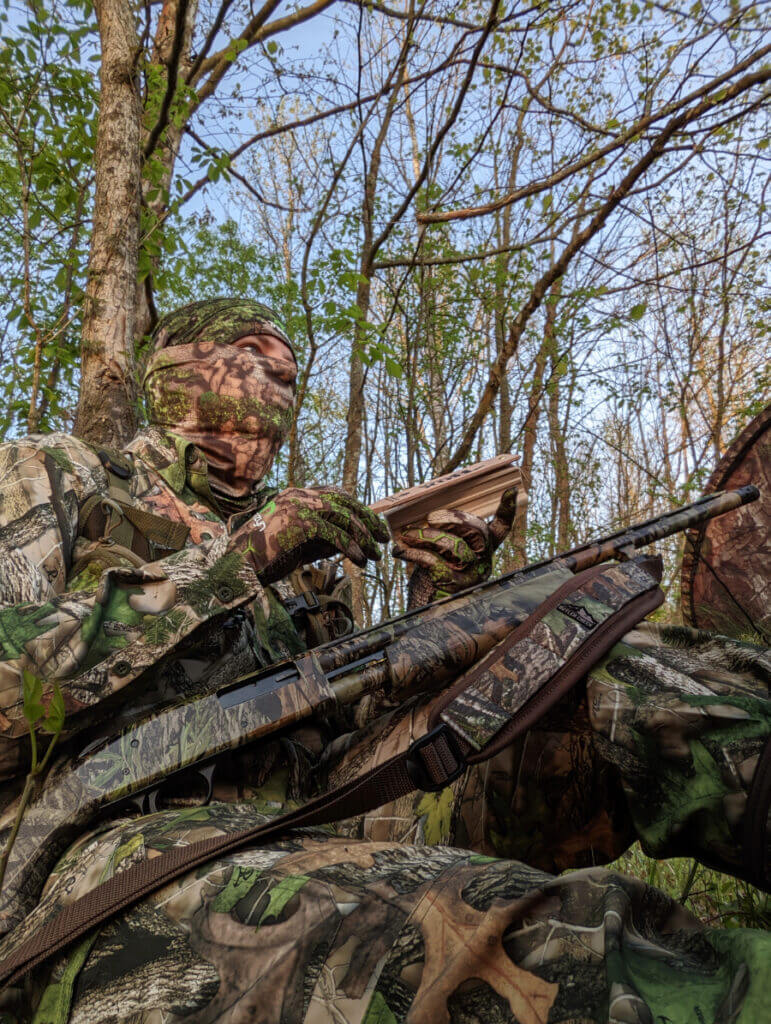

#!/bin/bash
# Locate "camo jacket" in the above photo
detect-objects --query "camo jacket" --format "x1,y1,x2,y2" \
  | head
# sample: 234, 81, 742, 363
0, 429, 305, 787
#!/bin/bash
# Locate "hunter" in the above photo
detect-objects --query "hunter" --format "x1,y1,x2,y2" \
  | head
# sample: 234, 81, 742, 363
0, 298, 768, 1023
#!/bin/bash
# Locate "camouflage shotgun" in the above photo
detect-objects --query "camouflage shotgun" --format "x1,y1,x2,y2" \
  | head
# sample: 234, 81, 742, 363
0, 485, 759, 938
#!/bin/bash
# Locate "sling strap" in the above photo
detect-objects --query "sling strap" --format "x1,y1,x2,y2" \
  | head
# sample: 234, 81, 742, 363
0, 558, 663, 989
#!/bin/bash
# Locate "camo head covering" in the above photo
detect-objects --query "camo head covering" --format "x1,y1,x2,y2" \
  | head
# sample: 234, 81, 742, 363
143, 299, 297, 498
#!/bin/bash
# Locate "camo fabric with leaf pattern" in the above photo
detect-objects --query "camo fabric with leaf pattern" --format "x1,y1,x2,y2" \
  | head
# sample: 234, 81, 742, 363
392, 487, 520, 600
142, 297, 295, 362
322, 622, 770, 885
1, 297, 770, 1021
0, 429, 271, 784
142, 298, 297, 501
587, 621, 771, 880
4, 801, 768, 1024
143, 340, 296, 501
230, 487, 390, 585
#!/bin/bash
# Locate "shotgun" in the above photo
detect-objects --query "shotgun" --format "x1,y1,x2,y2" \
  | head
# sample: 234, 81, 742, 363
0, 485, 758, 937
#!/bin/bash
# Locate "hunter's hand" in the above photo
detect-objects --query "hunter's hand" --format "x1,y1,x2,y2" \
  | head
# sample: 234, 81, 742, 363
231, 486, 390, 586
392, 486, 519, 605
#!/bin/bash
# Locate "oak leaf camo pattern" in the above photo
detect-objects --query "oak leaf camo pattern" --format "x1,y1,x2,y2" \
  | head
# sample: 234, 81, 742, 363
392, 488, 520, 602
587, 621, 771, 880
438, 561, 658, 750
229, 486, 390, 585
144, 297, 294, 360
142, 297, 298, 500
6, 802, 769, 1024
0, 295, 769, 1023
0, 550, 579, 937
0, 421, 769, 1022
143, 341, 296, 500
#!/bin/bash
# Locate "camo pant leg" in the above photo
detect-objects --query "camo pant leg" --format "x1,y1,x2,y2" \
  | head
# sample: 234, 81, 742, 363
14, 804, 770, 1024
587, 622, 771, 886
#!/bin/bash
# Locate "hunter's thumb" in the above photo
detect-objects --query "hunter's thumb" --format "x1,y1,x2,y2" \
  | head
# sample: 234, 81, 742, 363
489, 486, 521, 547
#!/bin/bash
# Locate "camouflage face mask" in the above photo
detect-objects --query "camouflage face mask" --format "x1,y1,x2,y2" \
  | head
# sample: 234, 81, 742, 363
143, 340, 296, 498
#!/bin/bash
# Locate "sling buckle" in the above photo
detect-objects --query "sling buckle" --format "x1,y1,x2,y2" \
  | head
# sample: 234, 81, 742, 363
405, 724, 466, 793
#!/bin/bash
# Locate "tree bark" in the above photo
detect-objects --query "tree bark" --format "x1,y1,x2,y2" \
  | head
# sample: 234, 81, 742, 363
547, 350, 570, 551
493, 103, 529, 455
511, 332, 547, 566
74, 0, 141, 446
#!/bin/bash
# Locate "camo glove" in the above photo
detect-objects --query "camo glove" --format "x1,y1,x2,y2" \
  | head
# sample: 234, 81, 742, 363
392, 486, 520, 606
230, 486, 390, 586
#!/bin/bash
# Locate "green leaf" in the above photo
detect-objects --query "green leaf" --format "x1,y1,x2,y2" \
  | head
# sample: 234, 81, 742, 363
363, 991, 398, 1024
385, 356, 403, 379
224, 36, 248, 62
258, 875, 309, 925
41, 683, 65, 736
22, 670, 44, 727
629, 303, 646, 321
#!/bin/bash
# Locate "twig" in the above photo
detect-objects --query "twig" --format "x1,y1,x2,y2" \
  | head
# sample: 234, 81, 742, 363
143, 0, 193, 161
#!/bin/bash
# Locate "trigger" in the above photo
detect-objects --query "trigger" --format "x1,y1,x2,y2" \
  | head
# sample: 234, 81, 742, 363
198, 763, 216, 805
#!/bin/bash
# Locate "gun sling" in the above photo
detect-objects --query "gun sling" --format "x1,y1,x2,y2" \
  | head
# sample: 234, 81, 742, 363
0, 559, 663, 989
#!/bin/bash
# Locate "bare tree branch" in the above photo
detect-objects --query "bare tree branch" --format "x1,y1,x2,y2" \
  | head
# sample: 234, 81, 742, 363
185, 0, 236, 85
369, 0, 503, 259
192, 0, 336, 107
418, 42, 771, 224
442, 60, 771, 471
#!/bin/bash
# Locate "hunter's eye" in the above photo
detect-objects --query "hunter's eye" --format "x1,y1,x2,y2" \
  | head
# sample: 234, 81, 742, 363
233, 334, 294, 363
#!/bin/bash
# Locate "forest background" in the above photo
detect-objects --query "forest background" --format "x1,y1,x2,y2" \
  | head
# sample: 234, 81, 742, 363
0, 0, 769, 926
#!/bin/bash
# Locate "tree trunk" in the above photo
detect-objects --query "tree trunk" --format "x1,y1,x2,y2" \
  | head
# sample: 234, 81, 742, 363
493, 105, 528, 454
544, 282, 569, 550
341, 283, 370, 496
547, 354, 570, 550
511, 334, 547, 566
341, 70, 403, 620
510, 273, 564, 564
341, 279, 370, 621
74, 0, 141, 446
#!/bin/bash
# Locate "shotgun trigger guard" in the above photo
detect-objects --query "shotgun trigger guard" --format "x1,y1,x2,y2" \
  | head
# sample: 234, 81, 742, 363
284, 591, 321, 618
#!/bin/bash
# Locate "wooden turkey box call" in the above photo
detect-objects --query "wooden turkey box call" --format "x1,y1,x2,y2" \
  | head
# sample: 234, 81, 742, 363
371, 453, 528, 533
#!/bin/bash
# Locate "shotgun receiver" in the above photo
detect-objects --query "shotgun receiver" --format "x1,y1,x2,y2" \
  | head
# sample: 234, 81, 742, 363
0, 485, 759, 936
